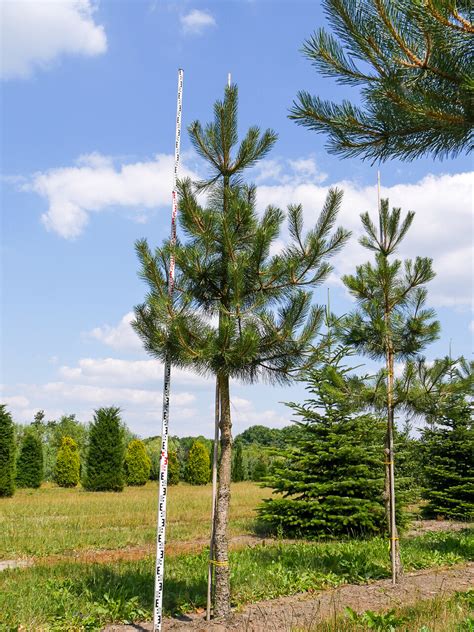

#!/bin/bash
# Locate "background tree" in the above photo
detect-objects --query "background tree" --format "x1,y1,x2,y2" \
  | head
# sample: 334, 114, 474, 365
185, 440, 211, 485
83, 407, 125, 492
168, 450, 180, 485
54, 436, 80, 488
133, 85, 349, 615
125, 439, 151, 486
0, 405, 15, 497
251, 457, 268, 482
411, 357, 473, 520
260, 350, 386, 537
16, 432, 43, 489
231, 441, 245, 482
341, 200, 439, 582
290, 0, 473, 161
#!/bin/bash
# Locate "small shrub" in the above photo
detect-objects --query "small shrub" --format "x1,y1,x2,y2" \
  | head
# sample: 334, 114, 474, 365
0, 404, 15, 497
168, 450, 180, 485
125, 439, 151, 486
184, 440, 210, 485
83, 407, 125, 492
54, 436, 80, 488
16, 432, 43, 488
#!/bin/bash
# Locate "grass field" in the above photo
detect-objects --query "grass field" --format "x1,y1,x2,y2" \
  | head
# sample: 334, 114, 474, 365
0, 482, 472, 630
0, 481, 272, 559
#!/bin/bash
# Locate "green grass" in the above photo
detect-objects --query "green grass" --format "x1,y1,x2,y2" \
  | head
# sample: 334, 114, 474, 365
301, 589, 474, 631
0, 481, 271, 558
0, 529, 472, 630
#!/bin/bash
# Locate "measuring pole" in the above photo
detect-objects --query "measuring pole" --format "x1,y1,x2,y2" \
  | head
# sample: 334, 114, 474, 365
153, 68, 184, 632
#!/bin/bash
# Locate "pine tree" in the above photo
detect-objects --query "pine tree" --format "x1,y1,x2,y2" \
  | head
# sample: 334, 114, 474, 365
54, 436, 80, 488
185, 440, 210, 485
125, 439, 151, 486
231, 441, 245, 482
16, 432, 43, 489
260, 354, 386, 537
0, 405, 15, 497
168, 450, 180, 485
290, 0, 473, 161
133, 85, 350, 615
83, 407, 125, 492
341, 200, 439, 582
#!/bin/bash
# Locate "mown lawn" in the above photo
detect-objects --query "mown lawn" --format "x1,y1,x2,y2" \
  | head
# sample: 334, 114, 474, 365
0, 529, 472, 630
0, 481, 272, 559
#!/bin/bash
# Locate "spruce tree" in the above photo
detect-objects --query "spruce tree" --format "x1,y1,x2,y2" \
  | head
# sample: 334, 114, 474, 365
291, 0, 473, 161
260, 346, 385, 537
412, 358, 473, 520
54, 436, 80, 488
185, 440, 210, 485
133, 85, 349, 615
124, 439, 151, 486
83, 407, 125, 492
0, 405, 15, 497
168, 450, 180, 485
341, 200, 439, 582
231, 441, 245, 482
16, 432, 43, 489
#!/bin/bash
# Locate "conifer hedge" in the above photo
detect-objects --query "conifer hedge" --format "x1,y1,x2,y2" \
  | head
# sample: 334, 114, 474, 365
125, 439, 151, 486
184, 440, 210, 485
16, 433, 43, 489
54, 436, 80, 488
83, 407, 125, 492
0, 405, 15, 497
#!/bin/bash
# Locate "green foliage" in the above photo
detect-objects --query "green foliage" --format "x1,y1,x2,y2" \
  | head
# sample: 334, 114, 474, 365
291, 0, 473, 161
421, 385, 473, 521
260, 357, 386, 537
251, 457, 268, 482
184, 440, 210, 485
0, 405, 15, 497
16, 432, 43, 489
124, 439, 151, 487
83, 407, 125, 492
168, 450, 180, 485
231, 441, 245, 482
54, 436, 80, 488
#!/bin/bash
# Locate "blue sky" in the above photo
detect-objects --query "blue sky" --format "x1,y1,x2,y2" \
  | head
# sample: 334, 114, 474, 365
1, 0, 472, 437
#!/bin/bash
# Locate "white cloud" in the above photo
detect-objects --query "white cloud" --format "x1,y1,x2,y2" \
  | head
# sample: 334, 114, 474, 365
87, 311, 142, 352
257, 171, 473, 308
1, 0, 107, 80
24, 152, 198, 238
253, 156, 327, 185
180, 9, 216, 35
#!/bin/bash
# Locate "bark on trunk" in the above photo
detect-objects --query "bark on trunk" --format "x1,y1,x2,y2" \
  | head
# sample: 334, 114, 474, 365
386, 342, 403, 583
213, 373, 232, 617
207, 380, 220, 620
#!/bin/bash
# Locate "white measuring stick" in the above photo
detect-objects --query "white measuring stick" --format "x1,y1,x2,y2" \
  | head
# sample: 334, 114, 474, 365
153, 68, 184, 632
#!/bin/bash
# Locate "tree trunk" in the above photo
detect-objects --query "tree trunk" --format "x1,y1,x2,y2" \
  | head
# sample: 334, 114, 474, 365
386, 342, 403, 583
213, 373, 232, 617
207, 380, 220, 620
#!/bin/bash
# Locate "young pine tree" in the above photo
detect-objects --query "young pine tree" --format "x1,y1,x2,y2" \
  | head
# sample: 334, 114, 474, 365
54, 436, 80, 488
260, 344, 385, 537
83, 407, 125, 492
168, 450, 180, 485
291, 0, 473, 161
185, 440, 210, 485
16, 432, 43, 489
125, 439, 151, 486
0, 405, 15, 497
341, 200, 439, 582
133, 85, 349, 616
231, 441, 245, 482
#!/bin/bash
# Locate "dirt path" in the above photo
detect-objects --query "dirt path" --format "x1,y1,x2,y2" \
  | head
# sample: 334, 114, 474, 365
105, 563, 474, 632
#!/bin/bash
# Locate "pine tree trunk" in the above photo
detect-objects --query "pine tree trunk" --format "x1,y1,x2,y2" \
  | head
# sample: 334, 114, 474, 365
385, 339, 403, 583
213, 373, 232, 617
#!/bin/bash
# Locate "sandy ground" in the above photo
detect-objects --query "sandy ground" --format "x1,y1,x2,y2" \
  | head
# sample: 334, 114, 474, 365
104, 562, 474, 632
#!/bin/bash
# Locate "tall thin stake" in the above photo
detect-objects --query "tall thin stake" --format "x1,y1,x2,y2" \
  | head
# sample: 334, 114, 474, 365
153, 68, 184, 632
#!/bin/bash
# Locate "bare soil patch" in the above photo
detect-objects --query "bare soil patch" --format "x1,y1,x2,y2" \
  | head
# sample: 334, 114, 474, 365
104, 563, 474, 632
